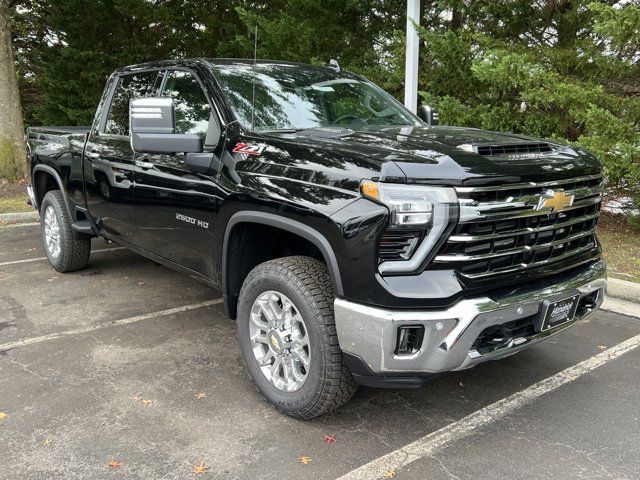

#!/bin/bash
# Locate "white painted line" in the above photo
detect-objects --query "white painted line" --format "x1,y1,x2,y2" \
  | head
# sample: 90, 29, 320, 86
0, 221, 40, 229
0, 299, 222, 353
337, 332, 640, 480
0, 247, 125, 267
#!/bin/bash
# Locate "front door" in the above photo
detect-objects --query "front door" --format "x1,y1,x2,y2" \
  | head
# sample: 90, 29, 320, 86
84, 69, 162, 242
133, 68, 224, 276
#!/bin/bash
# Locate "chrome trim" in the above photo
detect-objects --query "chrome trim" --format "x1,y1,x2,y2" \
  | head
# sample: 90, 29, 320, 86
448, 211, 600, 243
458, 194, 601, 223
453, 243, 596, 279
435, 228, 596, 262
334, 260, 606, 374
455, 174, 603, 193
26, 185, 36, 209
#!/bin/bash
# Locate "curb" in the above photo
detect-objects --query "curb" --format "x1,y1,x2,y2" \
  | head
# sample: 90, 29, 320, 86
607, 278, 640, 304
0, 211, 39, 224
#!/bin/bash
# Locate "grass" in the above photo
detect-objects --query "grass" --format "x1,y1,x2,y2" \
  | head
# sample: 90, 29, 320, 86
0, 194, 32, 214
598, 213, 640, 284
0, 178, 32, 214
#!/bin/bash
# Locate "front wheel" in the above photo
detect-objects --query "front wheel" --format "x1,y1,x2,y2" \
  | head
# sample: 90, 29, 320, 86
236, 256, 357, 419
40, 190, 91, 272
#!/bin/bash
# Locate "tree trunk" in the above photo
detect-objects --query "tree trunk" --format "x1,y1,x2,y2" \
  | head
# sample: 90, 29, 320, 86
0, 0, 26, 180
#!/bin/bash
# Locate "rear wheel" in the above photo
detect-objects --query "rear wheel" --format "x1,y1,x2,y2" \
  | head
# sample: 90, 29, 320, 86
236, 256, 357, 419
40, 190, 91, 272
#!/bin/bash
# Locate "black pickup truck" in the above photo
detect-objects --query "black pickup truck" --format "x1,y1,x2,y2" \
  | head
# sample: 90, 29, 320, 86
26, 58, 606, 419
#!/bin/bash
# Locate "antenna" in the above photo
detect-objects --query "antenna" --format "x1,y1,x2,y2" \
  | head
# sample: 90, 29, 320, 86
251, 25, 258, 131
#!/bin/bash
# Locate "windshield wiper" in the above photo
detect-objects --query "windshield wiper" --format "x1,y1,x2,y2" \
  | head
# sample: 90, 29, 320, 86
259, 128, 309, 134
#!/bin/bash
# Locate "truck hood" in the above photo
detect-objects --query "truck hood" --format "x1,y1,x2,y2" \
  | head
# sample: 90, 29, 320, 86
276, 125, 602, 185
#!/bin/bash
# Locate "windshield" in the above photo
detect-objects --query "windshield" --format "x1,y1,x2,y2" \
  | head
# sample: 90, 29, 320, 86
209, 62, 419, 132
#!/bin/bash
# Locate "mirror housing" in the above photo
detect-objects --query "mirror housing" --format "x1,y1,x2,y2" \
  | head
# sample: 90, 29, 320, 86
418, 105, 439, 126
130, 97, 203, 154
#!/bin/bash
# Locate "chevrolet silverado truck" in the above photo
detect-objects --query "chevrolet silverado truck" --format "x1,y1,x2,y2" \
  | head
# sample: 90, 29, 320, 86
26, 59, 606, 419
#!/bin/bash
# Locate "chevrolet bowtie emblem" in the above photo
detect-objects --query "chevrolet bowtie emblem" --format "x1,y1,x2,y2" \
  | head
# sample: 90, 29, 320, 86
537, 189, 575, 213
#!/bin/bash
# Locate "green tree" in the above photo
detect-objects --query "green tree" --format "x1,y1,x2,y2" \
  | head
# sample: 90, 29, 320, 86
417, 0, 640, 209
0, 0, 26, 180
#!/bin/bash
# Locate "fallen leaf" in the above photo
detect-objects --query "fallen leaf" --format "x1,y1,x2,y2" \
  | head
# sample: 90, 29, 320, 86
383, 469, 396, 478
0, 412, 7, 421
193, 460, 209, 474
42, 438, 52, 446
108, 460, 123, 468
298, 456, 312, 465
194, 392, 207, 399
597, 345, 607, 350
323, 434, 337, 444
142, 399, 152, 406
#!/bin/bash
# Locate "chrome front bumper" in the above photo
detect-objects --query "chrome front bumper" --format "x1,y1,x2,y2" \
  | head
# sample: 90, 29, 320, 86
335, 260, 606, 375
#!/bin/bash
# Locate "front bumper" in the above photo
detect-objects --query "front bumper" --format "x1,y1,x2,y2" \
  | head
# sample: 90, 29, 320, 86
335, 260, 606, 382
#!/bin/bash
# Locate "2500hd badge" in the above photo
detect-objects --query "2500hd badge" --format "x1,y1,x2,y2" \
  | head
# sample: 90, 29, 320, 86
26, 58, 606, 419
176, 213, 209, 229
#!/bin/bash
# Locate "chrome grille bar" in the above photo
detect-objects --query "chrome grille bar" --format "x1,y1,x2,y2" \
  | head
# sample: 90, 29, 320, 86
456, 174, 603, 194
448, 211, 600, 243
453, 242, 597, 279
436, 228, 596, 262
432, 174, 603, 280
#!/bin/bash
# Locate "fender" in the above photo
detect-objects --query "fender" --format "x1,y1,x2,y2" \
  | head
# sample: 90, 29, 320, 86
31, 164, 73, 220
222, 211, 345, 310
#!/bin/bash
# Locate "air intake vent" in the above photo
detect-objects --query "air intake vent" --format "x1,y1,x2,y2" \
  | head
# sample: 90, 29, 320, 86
476, 143, 552, 156
379, 230, 422, 262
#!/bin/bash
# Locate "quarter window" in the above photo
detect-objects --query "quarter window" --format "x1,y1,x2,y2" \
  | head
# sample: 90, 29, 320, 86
104, 71, 159, 135
162, 70, 212, 136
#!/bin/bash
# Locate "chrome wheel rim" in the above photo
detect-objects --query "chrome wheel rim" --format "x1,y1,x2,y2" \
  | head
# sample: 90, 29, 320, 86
44, 206, 61, 258
249, 290, 311, 392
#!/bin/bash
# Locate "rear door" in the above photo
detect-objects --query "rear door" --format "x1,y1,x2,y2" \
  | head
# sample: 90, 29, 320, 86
84, 69, 162, 241
132, 68, 224, 276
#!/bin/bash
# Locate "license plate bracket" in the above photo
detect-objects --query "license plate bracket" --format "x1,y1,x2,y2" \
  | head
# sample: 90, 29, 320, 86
537, 293, 581, 332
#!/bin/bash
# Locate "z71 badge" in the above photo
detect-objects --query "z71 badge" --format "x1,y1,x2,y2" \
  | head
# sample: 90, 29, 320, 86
232, 142, 266, 156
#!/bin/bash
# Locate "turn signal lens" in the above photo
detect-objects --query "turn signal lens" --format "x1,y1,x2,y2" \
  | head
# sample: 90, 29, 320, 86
360, 180, 379, 200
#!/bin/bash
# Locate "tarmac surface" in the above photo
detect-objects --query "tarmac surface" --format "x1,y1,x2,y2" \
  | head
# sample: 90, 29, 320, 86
1, 222, 638, 479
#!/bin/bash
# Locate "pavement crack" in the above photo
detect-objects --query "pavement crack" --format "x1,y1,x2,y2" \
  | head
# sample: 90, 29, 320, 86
427, 454, 462, 480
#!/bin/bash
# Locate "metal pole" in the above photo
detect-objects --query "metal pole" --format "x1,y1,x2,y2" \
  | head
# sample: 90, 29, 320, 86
404, 0, 420, 114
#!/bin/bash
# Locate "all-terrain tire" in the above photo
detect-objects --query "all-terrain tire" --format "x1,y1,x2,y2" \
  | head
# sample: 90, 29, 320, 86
236, 256, 358, 419
40, 190, 91, 272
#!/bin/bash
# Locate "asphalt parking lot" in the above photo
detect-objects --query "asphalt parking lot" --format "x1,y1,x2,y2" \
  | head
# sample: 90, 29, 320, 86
1, 222, 639, 480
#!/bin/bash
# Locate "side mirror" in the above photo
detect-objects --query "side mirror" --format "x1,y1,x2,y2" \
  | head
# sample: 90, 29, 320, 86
418, 105, 439, 126
130, 97, 203, 153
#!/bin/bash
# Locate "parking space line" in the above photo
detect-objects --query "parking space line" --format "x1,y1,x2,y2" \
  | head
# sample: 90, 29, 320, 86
0, 299, 223, 353
0, 247, 125, 267
336, 332, 640, 480
0, 222, 40, 228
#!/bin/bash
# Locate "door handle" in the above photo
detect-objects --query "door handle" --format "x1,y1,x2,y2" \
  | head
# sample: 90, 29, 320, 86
86, 151, 100, 159
135, 160, 154, 170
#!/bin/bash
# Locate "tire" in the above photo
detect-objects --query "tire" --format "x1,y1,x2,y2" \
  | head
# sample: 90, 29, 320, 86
236, 256, 357, 419
40, 190, 91, 273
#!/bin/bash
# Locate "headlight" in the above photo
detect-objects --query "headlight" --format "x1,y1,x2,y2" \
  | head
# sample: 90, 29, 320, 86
361, 181, 458, 274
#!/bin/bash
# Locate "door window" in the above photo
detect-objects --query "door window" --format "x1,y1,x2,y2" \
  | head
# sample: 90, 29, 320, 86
104, 71, 160, 136
162, 70, 212, 136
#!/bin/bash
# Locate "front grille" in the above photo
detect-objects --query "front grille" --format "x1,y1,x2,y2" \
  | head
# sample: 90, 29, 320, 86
379, 230, 422, 262
476, 142, 552, 156
433, 174, 603, 280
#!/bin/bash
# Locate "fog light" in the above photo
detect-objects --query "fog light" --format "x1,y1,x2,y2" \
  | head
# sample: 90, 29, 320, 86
395, 325, 425, 355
